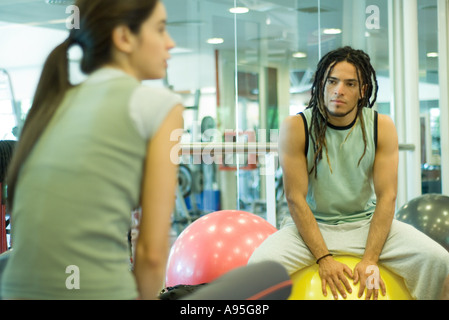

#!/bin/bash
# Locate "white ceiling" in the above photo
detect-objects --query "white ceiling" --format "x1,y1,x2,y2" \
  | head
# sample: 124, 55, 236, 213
0, 0, 439, 98
0, 0, 69, 26
0, 0, 438, 57
0, 0, 390, 61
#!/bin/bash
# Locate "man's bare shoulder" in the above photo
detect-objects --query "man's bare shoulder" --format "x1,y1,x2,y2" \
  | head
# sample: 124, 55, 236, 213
281, 114, 305, 133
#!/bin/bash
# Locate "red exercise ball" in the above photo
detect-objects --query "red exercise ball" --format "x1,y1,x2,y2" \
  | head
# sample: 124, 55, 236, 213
165, 210, 277, 286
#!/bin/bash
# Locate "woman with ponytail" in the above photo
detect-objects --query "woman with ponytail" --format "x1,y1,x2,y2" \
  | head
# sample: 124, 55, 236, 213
1, 0, 183, 300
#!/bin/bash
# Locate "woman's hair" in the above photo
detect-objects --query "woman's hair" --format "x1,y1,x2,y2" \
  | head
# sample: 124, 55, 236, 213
6, 0, 159, 209
307, 46, 378, 177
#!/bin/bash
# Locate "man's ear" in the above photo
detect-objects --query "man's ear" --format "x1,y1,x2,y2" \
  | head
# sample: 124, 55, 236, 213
111, 24, 136, 54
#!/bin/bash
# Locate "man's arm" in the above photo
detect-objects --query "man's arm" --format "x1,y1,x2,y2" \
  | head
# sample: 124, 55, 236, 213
279, 115, 353, 299
353, 113, 399, 299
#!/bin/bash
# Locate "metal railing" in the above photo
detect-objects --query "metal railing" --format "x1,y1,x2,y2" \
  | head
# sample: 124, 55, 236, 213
178, 142, 415, 155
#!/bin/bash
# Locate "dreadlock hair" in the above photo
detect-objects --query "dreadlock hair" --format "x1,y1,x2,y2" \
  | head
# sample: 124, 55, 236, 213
307, 46, 378, 178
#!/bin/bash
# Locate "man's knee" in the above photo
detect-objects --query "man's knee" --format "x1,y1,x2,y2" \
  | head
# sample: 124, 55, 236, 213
248, 245, 269, 265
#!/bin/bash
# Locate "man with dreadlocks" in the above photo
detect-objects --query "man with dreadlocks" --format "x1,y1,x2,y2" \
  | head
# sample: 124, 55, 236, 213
249, 46, 449, 300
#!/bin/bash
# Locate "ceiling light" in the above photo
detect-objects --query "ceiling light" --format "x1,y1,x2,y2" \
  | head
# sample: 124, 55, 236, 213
170, 47, 193, 54
229, 7, 249, 14
323, 28, 342, 35
207, 38, 224, 44
167, 20, 205, 27
427, 52, 438, 58
292, 52, 307, 58
45, 0, 74, 4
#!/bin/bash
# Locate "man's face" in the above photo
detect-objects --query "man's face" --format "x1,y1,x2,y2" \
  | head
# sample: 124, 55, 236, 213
323, 61, 364, 124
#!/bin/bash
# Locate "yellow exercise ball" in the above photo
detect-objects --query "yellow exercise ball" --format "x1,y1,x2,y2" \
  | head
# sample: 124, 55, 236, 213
288, 256, 413, 300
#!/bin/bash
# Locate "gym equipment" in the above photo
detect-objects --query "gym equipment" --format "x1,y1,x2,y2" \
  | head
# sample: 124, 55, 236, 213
178, 164, 192, 198
0, 140, 16, 253
0, 69, 22, 138
0, 249, 12, 299
288, 255, 413, 300
396, 193, 449, 251
219, 130, 257, 171
0, 185, 6, 253
180, 261, 292, 300
0, 68, 21, 253
165, 210, 277, 287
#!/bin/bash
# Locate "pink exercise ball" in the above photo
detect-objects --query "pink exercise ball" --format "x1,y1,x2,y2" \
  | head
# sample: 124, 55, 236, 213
165, 210, 277, 286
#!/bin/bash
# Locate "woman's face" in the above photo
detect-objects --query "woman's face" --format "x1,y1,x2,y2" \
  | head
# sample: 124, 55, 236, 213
126, 1, 176, 80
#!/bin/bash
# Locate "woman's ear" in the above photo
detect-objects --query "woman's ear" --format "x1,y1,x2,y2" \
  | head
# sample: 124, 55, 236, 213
111, 24, 136, 54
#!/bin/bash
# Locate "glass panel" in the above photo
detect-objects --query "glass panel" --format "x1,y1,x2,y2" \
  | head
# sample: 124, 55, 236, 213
166, 0, 394, 233
164, 0, 241, 236
0, 1, 413, 237
418, 0, 441, 194
231, 0, 392, 228
0, 70, 19, 140
0, 21, 69, 137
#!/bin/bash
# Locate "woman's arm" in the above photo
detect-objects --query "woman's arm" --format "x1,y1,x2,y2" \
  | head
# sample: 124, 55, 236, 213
134, 104, 184, 299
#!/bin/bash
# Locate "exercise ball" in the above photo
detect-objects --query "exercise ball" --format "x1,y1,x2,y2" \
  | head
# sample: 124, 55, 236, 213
165, 210, 277, 287
288, 256, 413, 300
396, 193, 449, 251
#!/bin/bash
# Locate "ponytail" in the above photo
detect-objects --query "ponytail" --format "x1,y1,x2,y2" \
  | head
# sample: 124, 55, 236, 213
6, 38, 74, 210
6, 0, 160, 211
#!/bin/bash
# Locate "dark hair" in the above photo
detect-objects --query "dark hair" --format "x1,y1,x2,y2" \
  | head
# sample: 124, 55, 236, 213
0, 140, 16, 183
6, 0, 159, 210
307, 46, 378, 177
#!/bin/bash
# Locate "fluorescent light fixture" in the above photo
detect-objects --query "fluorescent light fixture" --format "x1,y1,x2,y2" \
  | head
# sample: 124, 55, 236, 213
229, 7, 249, 14
323, 28, 342, 35
427, 52, 438, 58
201, 87, 216, 94
20, 19, 67, 27
45, 0, 73, 4
292, 52, 307, 58
170, 47, 193, 54
207, 38, 224, 44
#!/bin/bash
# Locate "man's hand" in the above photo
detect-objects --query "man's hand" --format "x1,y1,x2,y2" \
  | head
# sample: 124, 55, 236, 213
353, 260, 386, 300
318, 256, 353, 299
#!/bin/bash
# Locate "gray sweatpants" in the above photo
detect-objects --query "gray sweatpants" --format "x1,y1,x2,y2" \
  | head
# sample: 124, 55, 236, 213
248, 217, 449, 300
